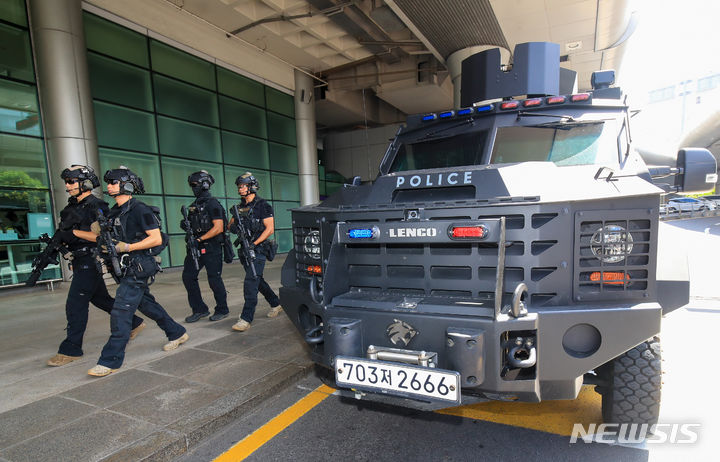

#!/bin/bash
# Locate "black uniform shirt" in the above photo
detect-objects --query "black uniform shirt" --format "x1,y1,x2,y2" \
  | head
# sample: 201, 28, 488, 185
60, 194, 110, 251
108, 198, 158, 243
239, 196, 273, 241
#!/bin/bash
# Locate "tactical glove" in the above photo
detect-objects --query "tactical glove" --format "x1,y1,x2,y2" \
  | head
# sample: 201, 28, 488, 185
180, 220, 188, 231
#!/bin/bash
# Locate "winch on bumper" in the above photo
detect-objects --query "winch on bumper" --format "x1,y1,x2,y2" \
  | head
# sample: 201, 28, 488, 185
279, 283, 662, 410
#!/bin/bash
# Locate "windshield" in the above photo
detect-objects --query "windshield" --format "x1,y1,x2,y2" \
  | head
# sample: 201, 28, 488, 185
490, 120, 619, 166
389, 130, 489, 173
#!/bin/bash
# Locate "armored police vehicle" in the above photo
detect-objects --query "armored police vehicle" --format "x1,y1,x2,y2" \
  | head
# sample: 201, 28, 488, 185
279, 42, 717, 425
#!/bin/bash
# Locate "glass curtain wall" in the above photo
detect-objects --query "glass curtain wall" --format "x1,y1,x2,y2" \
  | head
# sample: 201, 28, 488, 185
0, 0, 56, 286
83, 13, 300, 267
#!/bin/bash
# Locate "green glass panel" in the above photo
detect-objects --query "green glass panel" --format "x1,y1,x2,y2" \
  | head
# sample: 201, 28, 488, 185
266, 112, 296, 146
83, 13, 148, 68
94, 102, 157, 152
271, 172, 299, 201
222, 132, 268, 169
224, 166, 271, 200
0, 0, 26, 26
88, 53, 152, 111
0, 134, 48, 188
326, 182, 343, 195
164, 195, 194, 234
0, 79, 41, 137
266, 87, 294, 117
98, 148, 161, 195
150, 40, 215, 90
1, 242, 60, 286
217, 67, 264, 107
318, 164, 325, 179
272, 201, 298, 229
269, 142, 297, 173
168, 234, 187, 268
160, 157, 224, 196
275, 229, 292, 253
319, 180, 326, 196
154, 75, 218, 126
219, 96, 266, 138
157, 116, 220, 162
0, 24, 34, 83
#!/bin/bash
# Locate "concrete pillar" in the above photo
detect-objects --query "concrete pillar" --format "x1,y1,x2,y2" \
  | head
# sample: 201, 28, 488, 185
28, 0, 99, 280
447, 45, 511, 108
294, 69, 319, 206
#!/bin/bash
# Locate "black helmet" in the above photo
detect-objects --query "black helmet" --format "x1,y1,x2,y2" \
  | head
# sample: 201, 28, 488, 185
235, 172, 259, 193
103, 166, 145, 195
60, 165, 100, 192
188, 170, 215, 190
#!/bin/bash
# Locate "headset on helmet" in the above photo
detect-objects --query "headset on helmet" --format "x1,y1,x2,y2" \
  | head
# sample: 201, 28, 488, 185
235, 172, 259, 193
60, 165, 100, 192
103, 166, 145, 195
188, 170, 215, 191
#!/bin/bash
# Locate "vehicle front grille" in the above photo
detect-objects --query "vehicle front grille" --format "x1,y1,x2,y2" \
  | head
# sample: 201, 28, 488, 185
339, 208, 567, 307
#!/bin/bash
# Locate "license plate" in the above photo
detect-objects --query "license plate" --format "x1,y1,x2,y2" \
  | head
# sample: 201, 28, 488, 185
335, 357, 461, 404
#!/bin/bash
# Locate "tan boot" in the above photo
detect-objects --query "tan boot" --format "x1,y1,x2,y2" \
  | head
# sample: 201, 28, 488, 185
87, 365, 118, 377
47, 353, 81, 367
163, 333, 189, 351
129, 321, 146, 340
267, 306, 283, 318
232, 319, 250, 331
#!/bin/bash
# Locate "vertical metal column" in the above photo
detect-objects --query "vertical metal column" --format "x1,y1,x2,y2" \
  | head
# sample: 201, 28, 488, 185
27, 0, 99, 280
294, 69, 319, 206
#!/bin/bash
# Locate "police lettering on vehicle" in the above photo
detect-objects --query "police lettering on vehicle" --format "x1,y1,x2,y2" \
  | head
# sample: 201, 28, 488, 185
395, 171, 473, 188
388, 227, 438, 238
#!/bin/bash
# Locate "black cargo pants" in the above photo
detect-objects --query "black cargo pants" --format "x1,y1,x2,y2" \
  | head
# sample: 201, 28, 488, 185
182, 240, 228, 315
58, 254, 143, 357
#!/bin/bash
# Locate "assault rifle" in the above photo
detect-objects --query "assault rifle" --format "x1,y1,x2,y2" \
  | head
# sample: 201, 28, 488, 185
25, 232, 71, 287
181, 205, 200, 271
230, 204, 257, 278
94, 209, 122, 278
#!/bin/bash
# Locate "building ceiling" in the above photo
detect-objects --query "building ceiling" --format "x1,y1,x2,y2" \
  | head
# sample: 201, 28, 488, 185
158, 0, 638, 128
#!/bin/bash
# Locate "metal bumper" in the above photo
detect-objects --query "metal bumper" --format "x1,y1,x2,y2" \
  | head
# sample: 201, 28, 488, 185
280, 286, 662, 407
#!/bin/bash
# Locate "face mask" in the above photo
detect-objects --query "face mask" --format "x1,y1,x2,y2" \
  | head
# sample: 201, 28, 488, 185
191, 184, 206, 197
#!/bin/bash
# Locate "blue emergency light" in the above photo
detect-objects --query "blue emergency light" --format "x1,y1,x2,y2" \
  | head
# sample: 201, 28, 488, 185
348, 228, 374, 239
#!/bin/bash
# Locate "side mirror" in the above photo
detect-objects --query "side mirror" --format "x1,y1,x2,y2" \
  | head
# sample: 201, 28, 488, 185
676, 148, 717, 193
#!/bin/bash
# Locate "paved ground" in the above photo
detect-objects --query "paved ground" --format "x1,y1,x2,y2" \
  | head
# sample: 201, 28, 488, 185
0, 255, 313, 462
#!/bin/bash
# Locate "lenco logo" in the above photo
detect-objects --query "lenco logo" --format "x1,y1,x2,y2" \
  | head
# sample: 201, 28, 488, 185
388, 227, 438, 238
396, 171, 473, 188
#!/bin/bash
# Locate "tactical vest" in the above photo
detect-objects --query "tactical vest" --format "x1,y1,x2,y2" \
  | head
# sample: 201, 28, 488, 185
188, 197, 216, 235
111, 199, 168, 256
239, 197, 267, 242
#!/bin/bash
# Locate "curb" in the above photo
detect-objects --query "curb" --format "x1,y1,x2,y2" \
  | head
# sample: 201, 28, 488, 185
100, 364, 313, 462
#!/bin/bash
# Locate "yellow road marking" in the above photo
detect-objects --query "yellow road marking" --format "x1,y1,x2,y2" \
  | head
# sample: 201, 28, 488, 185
214, 384, 335, 462
436, 385, 603, 436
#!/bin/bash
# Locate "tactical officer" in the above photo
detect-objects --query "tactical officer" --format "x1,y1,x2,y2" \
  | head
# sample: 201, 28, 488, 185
47, 165, 146, 367
182, 170, 230, 322
88, 166, 187, 377
230, 172, 280, 332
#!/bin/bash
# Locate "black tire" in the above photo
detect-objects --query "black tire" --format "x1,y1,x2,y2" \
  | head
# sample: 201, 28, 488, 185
315, 363, 337, 388
597, 336, 662, 426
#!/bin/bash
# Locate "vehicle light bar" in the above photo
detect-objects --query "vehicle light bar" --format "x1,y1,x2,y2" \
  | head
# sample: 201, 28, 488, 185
306, 265, 322, 274
500, 101, 519, 110
348, 228, 375, 239
439, 110, 454, 118
571, 93, 591, 102
457, 107, 473, 116
475, 104, 494, 113
589, 271, 629, 285
523, 98, 542, 107
422, 113, 437, 121
546, 96, 565, 104
450, 225, 488, 239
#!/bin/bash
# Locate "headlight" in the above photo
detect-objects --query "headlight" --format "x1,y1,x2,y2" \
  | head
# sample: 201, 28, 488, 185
303, 230, 321, 260
590, 224, 633, 263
